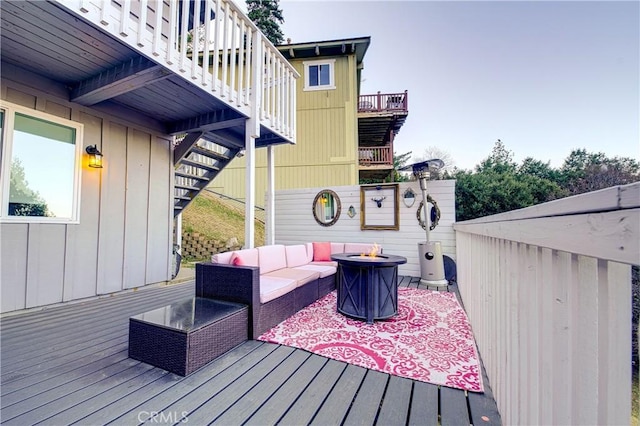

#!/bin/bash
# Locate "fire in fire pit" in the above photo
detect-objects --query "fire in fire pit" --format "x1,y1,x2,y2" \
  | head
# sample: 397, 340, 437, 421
359, 242, 381, 258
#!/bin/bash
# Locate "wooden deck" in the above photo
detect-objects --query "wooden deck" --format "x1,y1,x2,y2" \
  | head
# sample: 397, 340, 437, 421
0, 277, 501, 425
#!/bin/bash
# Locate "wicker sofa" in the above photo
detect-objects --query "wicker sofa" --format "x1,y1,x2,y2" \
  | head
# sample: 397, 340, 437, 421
196, 242, 380, 339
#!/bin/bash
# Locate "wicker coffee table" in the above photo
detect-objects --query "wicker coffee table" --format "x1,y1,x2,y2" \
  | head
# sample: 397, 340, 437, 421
129, 297, 248, 376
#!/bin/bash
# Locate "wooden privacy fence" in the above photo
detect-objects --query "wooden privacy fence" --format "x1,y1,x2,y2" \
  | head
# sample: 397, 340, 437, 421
454, 182, 639, 425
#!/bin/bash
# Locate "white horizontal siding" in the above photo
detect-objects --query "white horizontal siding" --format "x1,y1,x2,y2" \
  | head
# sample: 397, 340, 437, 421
272, 181, 456, 277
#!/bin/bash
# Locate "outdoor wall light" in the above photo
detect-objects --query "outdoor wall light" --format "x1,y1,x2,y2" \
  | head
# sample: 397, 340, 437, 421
86, 145, 103, 168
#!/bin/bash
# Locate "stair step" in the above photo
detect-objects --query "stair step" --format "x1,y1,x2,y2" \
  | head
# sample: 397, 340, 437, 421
180, 158, 220, 172
174, 195, 191, 201
190, 145, 230, 162
175, 170, 208, 181
175, 183, 201, 191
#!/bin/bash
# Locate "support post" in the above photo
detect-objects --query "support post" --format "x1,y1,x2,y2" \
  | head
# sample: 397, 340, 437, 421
244, 118, 256, 248
266, 145, 275, 245
244, 29, 263, 248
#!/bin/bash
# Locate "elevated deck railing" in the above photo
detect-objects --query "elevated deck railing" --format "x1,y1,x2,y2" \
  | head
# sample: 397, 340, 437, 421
358, 91, 408, 113
358, 145, 392, 166
454, 182, 639, 425
66, 0, 298, 141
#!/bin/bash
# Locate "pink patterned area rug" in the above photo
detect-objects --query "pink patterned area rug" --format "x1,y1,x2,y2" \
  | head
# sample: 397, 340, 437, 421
258, 288, 484, 392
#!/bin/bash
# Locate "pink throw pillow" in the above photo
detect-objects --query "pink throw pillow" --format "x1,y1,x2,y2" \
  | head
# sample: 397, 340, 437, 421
313, 242, 332, 262
231, 252, 245, 266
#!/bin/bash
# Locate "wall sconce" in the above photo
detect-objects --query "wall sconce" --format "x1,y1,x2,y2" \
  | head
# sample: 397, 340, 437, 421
86, 145, 103, 168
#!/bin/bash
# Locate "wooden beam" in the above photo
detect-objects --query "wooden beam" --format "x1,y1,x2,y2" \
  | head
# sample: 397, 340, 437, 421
71, 57, 171, 105
202, 129, 244, 149
173, 132, 203, 165
169, 109, 246, 134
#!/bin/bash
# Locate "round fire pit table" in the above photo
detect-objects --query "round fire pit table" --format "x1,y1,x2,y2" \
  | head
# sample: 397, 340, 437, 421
332, 253, 407, 324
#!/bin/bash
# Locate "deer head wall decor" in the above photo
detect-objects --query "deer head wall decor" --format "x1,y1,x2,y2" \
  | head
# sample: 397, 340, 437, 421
371, 196, 386, 208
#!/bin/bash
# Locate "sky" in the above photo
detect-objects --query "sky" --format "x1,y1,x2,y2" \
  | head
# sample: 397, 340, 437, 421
272, 0, 639, 171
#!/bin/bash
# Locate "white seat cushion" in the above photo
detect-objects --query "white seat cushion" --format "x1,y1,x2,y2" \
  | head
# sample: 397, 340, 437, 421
264, 268, 320, 288
293, 264, 336, 278
259, 276, 297, 303
310, 261, 338, 268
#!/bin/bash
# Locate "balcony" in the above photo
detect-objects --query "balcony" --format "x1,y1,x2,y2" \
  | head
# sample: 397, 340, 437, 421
358, 91, 409, 180
358, 145, 394, 180
1, 0, 297, 147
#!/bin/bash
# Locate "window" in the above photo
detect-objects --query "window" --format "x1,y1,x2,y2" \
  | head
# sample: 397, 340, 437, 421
0, 101, 83, 223
303, 59, 336, 91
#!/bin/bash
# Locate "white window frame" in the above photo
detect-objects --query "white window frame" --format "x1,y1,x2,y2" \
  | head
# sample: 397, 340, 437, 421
303, 59, 336, 91
0, 101, 83, 224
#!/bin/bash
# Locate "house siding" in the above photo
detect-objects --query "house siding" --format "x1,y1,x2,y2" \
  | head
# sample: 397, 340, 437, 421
212, 54, 359, 202
1, 69, 172, 313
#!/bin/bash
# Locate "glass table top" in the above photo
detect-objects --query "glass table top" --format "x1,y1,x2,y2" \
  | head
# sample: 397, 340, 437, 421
130, 297, 245, 332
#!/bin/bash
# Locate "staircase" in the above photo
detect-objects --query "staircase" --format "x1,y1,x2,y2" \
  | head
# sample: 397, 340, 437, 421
173, 135, 243, 217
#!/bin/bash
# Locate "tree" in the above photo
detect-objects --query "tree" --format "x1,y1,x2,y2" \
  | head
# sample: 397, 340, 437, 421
416, 146, 455, 175
9, 158, 50, 216
476, 139, 517, 174
246, 0, 285, 45
454, 140, 564, 221
559, 149, 640, 195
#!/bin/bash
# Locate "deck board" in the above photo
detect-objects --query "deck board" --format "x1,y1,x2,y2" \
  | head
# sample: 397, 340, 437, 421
377, 375, 413, 425
440, 386, 471, 426
409, 381, 439, 424
243, 354, 329, 425
277, 358, 347, 425
0, 277, 501, 425
342, 370, 388, 425
310, 364, 368, 425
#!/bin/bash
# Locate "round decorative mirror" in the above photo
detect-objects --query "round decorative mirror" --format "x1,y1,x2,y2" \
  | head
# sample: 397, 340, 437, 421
312, 189, 341, 227
416, 196, 441, 231
403, 188, 416, 207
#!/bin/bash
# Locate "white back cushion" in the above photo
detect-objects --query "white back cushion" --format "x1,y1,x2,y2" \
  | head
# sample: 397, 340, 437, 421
257, 244, 287, 274
285, 245, 309, 268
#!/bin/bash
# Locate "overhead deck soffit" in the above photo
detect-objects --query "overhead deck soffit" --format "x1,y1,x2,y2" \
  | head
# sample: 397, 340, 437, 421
358, 113, 408, 146
0, 1, 288, 147
359, 166, 394, 181
277, 37, 371, 64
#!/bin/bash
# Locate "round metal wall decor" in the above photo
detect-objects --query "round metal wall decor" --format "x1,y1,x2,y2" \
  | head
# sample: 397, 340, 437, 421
312, 189, 341, 227
416, 195, 441, 231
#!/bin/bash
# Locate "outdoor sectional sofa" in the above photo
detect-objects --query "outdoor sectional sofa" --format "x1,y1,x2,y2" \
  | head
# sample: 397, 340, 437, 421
196, 242, 381, 339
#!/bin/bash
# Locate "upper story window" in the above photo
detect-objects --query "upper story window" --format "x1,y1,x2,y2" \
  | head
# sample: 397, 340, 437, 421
303, 59, 336, 91
0, 101, 83, 223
